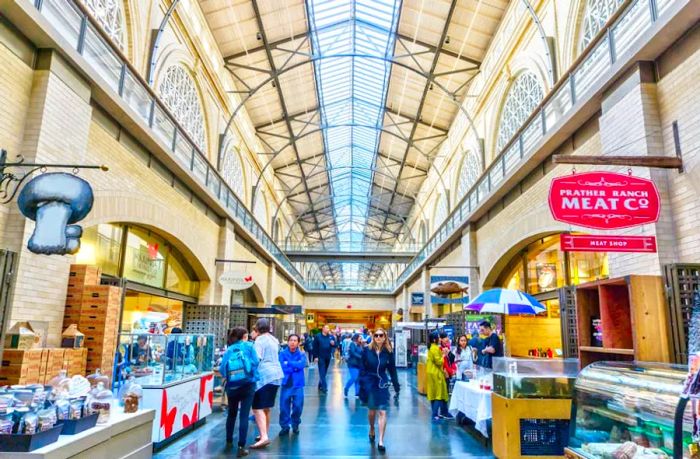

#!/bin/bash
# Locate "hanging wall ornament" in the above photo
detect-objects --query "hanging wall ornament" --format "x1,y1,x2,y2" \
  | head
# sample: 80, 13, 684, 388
17, 172, 94, 255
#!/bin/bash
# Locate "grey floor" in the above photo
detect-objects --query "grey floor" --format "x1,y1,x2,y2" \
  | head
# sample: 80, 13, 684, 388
154, 359, 494, 458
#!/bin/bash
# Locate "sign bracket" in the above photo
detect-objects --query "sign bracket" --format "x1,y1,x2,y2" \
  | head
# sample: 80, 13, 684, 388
552, 154, 683, 171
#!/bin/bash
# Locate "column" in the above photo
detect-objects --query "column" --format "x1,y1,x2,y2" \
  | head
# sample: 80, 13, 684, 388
213, 219, 236, 305
421, 266, 431, 319
461, 224, 480, 300
5, 50, 94, 345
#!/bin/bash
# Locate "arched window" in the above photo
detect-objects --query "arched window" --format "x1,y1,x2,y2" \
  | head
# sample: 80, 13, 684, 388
80, 0, 125, 49
434, 194, 449, 228
580, 0, 625, 50
419, 221, 427, 245
253, 191, 268, 230
220, 145, 245, 200
496, 71, 544, 152
158, 65, 206, 151
457, 150, 482, 200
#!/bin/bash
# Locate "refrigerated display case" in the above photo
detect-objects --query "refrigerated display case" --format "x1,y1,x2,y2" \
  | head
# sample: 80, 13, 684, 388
492, 357, 578, 399
115, 333, 215, 446
566, 361, 695, 459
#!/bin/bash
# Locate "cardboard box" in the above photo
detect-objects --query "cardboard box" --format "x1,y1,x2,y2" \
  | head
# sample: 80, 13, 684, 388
68, 264, 101, 287
4, 322, 40, 349
61, 325, 85, 348
1, 349, 43, 366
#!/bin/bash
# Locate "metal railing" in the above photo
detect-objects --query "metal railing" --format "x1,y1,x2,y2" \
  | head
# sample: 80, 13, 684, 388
283, 241, 421, 253
394, 0, 674, 289
30, 0, 306, 287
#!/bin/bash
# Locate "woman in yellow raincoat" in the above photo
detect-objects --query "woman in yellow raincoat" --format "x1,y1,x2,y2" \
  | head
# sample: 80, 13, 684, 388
426, 331, 449, 421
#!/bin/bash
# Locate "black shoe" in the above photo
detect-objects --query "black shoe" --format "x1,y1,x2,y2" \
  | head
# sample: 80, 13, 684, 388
369, 433, 375, 443
378, 444, 386, 453
237, 446, 249, 457
292, 426, 299, 434
279, 427, 290, 436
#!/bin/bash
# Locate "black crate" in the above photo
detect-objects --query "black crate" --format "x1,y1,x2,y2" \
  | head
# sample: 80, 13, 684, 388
519, 418, 569, 456
60, 413, 98, 435
0, 423, 64, 452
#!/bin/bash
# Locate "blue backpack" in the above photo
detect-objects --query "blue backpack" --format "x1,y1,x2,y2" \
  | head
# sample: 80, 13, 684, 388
227, 345, 253, 386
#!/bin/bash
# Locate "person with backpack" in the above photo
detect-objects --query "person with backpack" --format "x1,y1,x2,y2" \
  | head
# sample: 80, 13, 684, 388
220, 327, 260, 457
250, 318, 284, 449
278, 334, 306, 435
303, 333, 314, 363
344, 333, 363, 398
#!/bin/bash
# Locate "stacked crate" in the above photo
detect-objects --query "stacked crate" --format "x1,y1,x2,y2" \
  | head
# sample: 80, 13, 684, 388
80, 285, 121, 375
63, 265, 101, 330
0, 349, 87, 385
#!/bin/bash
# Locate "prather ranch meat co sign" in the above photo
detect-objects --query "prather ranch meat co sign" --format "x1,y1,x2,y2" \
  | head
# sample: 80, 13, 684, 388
548, 171, 660, 230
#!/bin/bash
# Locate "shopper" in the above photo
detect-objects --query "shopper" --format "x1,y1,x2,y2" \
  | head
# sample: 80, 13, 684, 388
250, 318, 284, 449
426, 331, 449, 422
278, 334, 306, 435
454, 334, 474, 376
359, 328, 400, 453
220, 327, 260, 457
478, 320, 503, 369
313, 324, 335, 393
344, 333, 363, 398
303, 332, 314, 363
341, 334, 352, 361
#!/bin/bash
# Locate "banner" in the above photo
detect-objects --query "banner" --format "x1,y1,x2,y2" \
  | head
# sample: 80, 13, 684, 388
410, 292, 425, 306
548, 171, 660, 230
430, 275, 469, 305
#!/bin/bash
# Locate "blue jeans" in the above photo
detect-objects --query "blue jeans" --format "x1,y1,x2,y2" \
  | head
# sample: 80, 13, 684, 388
344, 367, 360, 395
317, 356, 331, 391
431, 400, 449, 418
226, 382, 255, 446
279, 386, 304, 429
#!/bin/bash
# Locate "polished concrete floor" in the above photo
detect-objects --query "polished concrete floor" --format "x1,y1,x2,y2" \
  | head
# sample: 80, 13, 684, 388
154, 359, 494, 458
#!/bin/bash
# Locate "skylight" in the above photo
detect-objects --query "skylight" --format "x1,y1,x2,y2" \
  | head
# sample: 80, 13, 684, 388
307, 0, 400, 284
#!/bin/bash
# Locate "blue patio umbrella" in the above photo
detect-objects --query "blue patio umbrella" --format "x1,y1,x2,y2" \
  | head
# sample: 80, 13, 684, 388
465, 288, 546, 315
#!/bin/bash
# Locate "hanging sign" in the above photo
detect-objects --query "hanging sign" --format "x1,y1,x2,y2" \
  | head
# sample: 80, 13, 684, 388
548, 171, 660, 230
218, 271, 254, 290
411, 292, 425, 306
560, 234, 657, 253
430, 276, 470, 305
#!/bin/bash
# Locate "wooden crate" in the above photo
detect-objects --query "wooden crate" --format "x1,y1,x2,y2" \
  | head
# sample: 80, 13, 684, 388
68, 264, 101, 287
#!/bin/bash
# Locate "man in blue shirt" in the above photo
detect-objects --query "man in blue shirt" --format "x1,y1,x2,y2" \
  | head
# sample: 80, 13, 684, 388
313, 325, 335, 393
279, 334, 306, 435
478, 320, 503, 369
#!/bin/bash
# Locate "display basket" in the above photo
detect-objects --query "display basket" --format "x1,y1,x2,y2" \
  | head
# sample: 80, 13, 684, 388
0, 423, 64, 452
60, 413, 99, 435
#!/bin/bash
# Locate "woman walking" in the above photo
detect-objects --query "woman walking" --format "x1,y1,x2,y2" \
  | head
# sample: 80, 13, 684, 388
250, 318, 284, 449
359, 328, 400, 453
426, 331, 450, 422
344, 333, 363, 398
220, 327, 260, 457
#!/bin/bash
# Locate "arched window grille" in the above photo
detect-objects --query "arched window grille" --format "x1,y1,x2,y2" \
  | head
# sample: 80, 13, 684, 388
220, 146, 246, 201
457, 150, 482, 200
253, 191, 268, 230
496, 71, 544, 152
580, 0, 625, 50
434, 195, 449, 228
80, 0, 125, 49
158, 65, 206, 151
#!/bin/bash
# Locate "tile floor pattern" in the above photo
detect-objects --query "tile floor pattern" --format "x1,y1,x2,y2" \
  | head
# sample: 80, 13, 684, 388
154, 359, 494, 458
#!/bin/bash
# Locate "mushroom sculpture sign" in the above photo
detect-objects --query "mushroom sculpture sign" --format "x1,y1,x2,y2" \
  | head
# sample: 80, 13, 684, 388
17, 172, 94, 255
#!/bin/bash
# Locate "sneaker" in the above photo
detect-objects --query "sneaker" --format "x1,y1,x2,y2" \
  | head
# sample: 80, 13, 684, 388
279, 427, 290, 435
431, 416, 442, 423
237, 446, 249, 457
439, 413, 455, 419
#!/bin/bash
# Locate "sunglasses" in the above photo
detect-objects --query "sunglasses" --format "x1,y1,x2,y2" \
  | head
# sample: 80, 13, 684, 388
374, 333, 385, 338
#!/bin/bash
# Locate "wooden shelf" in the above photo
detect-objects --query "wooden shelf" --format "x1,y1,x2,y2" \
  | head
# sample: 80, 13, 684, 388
579, 346, 634, 355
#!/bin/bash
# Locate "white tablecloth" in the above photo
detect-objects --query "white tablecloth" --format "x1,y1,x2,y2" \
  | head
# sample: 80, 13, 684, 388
448, 380, 492, 437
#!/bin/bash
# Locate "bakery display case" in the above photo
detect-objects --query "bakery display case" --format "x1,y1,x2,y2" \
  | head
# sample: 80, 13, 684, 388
493, 357, 579, 399
567, 361, 694, 459
115, 333, 215, 446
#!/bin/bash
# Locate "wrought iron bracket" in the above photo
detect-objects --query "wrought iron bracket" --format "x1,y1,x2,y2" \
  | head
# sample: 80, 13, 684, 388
0, 149, 108, 204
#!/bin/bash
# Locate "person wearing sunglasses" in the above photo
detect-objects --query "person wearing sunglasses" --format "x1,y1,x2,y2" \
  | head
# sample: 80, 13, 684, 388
359, 328, 400, 453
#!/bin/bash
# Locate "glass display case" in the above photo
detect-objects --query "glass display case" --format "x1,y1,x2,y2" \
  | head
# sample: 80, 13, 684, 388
568, 361, 695, 459
492, 357, 579, 399
115, 333, 214, 388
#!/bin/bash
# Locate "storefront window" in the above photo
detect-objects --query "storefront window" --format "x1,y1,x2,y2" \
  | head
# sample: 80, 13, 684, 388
569, 251, 609, 285
526, 237, 566, 295
121, 290, 184, 333
166, 249, 198, 297
76, 223, 122, 276
501, 261, 525, 292
123, 227, 166, 289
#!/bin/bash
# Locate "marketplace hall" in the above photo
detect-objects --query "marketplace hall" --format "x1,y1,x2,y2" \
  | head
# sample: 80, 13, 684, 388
0, 0, 699, 458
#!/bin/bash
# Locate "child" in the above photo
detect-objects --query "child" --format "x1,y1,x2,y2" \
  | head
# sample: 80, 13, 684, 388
278, 334, 307, 434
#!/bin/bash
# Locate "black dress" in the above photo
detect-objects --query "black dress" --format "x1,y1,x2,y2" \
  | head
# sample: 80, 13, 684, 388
359, 347, 400, 410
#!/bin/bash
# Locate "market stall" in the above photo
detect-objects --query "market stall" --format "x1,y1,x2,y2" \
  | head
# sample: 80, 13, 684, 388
115, 333, 215, 447
394, 319, 445, 393
449, 376, 492, 437
491, 357, 578, 459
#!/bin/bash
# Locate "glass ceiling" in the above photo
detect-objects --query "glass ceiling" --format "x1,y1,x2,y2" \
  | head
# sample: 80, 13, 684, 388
307, 0, 400, 285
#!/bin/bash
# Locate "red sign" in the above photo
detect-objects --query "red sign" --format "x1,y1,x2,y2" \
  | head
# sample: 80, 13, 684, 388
548, 171, 660, 230
560, 234, 657, 253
